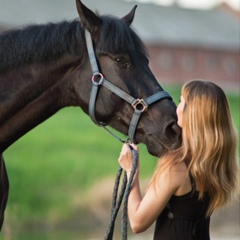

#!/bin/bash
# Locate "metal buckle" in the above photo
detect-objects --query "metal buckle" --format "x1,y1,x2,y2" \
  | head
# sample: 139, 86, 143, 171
132, 99, 148, 112
92, 73, 104, 85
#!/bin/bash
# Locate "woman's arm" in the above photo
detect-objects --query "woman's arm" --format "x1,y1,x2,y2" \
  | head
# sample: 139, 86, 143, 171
118, 144, 181, 233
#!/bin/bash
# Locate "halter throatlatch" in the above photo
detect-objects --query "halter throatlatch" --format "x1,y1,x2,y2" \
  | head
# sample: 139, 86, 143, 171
85, 29, 172, 143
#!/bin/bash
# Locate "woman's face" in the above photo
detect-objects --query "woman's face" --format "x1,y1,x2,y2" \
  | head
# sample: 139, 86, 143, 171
176, 95, 185, 128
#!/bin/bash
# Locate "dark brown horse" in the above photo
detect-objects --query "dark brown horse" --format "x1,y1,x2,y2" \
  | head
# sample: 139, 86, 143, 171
0, 0, 181, 229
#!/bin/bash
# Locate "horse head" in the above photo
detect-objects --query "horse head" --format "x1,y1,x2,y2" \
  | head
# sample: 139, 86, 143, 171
0, 0, 182, 231
73, 0, 181, 156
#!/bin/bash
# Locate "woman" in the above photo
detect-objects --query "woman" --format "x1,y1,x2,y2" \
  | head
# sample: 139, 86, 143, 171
118, 80, 239, 239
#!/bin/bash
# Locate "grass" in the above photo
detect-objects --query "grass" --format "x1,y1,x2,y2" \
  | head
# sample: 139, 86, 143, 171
1, 85, 239, 238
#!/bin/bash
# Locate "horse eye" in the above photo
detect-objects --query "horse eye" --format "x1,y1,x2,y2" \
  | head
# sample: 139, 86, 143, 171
115, 57, 128, 67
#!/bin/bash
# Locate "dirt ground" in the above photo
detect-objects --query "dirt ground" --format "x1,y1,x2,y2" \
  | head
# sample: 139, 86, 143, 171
210, 197, 239, 239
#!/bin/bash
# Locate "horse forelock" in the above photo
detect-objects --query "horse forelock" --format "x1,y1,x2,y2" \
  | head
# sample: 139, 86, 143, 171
97, 16, 148, 62
0, 20, 83, 72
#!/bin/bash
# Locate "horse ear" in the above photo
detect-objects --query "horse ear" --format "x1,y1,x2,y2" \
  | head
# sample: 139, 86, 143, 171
122, 5, 137, 26
75, 0, 102, 34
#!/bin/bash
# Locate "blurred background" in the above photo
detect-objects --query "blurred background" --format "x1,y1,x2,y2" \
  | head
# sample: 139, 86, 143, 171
0, 0, 239, 239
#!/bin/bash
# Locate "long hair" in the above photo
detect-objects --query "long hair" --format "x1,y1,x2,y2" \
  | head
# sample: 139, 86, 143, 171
150, 80, 239, 216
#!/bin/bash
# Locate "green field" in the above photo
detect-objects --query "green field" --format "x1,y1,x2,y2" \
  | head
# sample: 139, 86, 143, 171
1, 85, 239, 239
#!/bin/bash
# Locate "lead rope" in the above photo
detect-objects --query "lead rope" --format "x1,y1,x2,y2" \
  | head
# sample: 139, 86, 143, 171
104, 146, 139, 240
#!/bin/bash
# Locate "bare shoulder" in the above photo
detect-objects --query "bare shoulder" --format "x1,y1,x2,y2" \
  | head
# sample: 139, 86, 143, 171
156, 161, 191, 196
159, 161, 187, 177
171, 162, 192, 196
156, 161, 186, 186
171, 161, 188, 172
169, 162, 188, 183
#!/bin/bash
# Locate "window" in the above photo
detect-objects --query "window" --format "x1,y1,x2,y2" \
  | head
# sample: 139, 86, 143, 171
181, 54, 195, 71
223, 57, 238, 76
158, 51, 175, 70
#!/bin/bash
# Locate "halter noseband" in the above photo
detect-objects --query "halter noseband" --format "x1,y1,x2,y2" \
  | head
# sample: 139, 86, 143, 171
85, 29, 172, 143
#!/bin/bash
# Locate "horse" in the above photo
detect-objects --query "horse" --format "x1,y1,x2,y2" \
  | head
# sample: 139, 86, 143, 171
0, 0, 181, 230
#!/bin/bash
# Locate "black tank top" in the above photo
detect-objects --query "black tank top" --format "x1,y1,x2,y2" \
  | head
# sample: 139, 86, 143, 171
153, 190, 210, 240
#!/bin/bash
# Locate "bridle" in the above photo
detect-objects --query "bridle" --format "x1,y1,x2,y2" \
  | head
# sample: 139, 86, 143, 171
85, 29, 172, 143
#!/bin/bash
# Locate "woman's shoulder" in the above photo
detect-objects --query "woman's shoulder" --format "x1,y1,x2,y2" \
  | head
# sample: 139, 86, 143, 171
171, 161, 188, 171
158, 161, 192, 196
157, 154, 187, 176
156, 161, 188, 185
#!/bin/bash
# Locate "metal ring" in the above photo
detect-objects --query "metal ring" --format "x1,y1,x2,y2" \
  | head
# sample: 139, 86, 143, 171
92, 73, 104, 85
132, 99, 148, 112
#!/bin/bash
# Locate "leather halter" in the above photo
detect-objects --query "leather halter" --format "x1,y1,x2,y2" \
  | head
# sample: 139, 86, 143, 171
85, 29, 172, 143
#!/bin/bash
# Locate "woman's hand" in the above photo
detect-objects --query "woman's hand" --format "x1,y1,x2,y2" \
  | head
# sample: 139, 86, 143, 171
118, 143, 139, 176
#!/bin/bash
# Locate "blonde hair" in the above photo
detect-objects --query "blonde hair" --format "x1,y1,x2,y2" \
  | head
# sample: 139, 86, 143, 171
151, 80, 239, 216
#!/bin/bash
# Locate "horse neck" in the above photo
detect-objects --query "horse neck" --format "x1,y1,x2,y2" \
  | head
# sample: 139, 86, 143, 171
0, 48, 83, 153
0, 55, 83, 152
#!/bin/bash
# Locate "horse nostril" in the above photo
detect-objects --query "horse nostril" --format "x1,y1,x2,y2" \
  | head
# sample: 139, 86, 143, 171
164, 121, 182, 143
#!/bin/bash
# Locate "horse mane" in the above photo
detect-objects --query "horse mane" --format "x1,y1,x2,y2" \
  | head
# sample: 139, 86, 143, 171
0, 14, 148, 72
0, 20, 82, 72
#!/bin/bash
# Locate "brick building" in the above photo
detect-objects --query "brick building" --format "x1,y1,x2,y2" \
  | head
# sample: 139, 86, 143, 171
0, 0, 239, 91
133, 2, 239, 91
